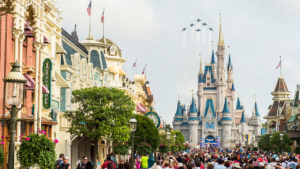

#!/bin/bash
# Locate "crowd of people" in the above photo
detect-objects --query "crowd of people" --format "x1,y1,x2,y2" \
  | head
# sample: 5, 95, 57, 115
55, 147, 300, 169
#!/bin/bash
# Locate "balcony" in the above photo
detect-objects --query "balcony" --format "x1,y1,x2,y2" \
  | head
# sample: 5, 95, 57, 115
286, 130, 300, 141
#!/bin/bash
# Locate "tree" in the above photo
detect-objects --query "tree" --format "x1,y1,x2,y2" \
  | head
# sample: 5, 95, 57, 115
262, 122, 267, 128
270, 132, 291, 149
64, 87, 135, 166
171, 131, 185, 145
258, 134, 270, 149
131, 115, 160, 153
159, 132, 175, 145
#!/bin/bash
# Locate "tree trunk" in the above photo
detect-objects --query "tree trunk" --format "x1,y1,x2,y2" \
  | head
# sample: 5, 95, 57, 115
93, 140, 99, 169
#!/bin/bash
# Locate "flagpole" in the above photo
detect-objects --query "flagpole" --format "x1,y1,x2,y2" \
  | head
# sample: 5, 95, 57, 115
103, 7, 105, 38
90, 0, 92, 34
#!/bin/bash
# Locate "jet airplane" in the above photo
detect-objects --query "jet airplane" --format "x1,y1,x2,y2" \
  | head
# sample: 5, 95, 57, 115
182, 28, 187, 31
209, 27, 213, 31
196, 19, 202, 22
202, 22, 208, 26
195, 29, 201, 32
189, 23, 195, 27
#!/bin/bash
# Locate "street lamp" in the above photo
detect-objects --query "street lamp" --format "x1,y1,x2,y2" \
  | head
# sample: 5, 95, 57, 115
173, 135, 176, 152
167, 132, 170, 155
3, 62, 27, 169
280, 133, 283, 153
129, 116, 137, 169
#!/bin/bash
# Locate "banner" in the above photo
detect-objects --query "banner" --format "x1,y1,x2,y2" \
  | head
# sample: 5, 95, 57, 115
43, 58, 52, 109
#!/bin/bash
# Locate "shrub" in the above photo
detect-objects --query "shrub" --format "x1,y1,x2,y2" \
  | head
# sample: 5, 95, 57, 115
284, 146, 291, 153
295, 147, 300, 154
113, 142, 129, 155
253, 147, 258, 151
159, 143, 168, 153
136, 142, 151, 155
17, 131, 57, 169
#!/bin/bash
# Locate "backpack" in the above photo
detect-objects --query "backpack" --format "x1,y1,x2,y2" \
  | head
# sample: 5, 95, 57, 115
290, 163, 296, 169
56, 159, 62, 168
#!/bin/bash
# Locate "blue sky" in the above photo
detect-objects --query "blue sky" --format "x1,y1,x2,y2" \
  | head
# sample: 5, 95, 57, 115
58, 0, 300, 126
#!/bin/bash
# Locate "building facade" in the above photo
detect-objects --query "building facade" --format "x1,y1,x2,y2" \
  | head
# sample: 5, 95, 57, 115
172, 18, 262, 148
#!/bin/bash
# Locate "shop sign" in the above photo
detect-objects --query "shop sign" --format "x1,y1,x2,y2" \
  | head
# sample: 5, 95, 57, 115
43, 58, 52, 109
51, 99, 59, 110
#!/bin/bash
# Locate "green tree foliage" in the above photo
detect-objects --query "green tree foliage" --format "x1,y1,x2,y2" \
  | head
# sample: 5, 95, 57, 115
159, 132, 175, 145
270, 132, 291, 147
262, 122, 267, 128
17, 133, 56, 169
171, 131, 185, 145
113, 142, 130, 155
0, 148, 4, 167
284, 146, 291, 153
64, 87, 135, 164
258, 134, 270, 149
130, 115, 160, 152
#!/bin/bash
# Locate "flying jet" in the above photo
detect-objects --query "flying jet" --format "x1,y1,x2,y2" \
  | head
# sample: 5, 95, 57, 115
189, 23, 195, 27
209, 27, 213, 31
195, 29, 201, 32
182, 28, 187, 31
202, 22, 208, 26
196, 18, 202, 22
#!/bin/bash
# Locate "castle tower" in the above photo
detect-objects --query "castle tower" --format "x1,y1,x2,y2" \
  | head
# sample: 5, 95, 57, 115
173, 100, 183, 132
198, 58, 204, 115
227, 52, 233, 89
211, 44, 217, 79
240, 111, 247, 136
249, 99, 262, 136
215, 16, 227, 115
188, 94, 200, 147
221, 97, 232, 148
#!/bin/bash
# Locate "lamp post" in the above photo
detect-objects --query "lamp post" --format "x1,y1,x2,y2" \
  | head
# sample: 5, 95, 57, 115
270, 135, 273, 144
280, 133, 283, 153
167, 132, 170, 155
173, 134, 176, 153
129, 116, 137, 169
3, 62, 27, 169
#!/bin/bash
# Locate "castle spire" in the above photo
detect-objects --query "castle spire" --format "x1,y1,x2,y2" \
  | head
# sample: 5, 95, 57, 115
175, 100, 183, 116
189, 96, 197, 113
199, 57, 203, 75
222, 97, 230, 113
218, 15, 224, 47
227, 53, 233, 71
255, 100, 260, 117
240, 111, 247, 122
211, 46, 216, 64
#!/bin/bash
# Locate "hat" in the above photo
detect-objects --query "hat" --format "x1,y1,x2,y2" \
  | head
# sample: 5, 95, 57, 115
283, 156, 286, 159
276, 157, 279, 161
259, 163, 265, 167
64, 156, 69, 160
291, 157, 296, 160
232, 163, 241, 168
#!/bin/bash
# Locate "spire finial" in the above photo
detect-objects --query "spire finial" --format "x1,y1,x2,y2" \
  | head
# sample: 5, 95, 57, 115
199, 56, 203, 75
218, 14, 224, 47
177, 94, 181, 100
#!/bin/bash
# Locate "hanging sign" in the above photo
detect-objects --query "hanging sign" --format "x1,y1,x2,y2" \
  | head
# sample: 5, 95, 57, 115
43, 58, 52, 109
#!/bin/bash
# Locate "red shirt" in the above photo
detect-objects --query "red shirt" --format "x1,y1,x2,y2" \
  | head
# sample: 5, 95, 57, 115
185, 158, 189, 163
101, 161, 116, 169
258, 158, 263, 162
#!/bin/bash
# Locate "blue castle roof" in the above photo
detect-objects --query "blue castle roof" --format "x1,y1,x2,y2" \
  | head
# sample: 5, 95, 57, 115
174, 118, 184, 121
188, 117, 199, 121
202, 66, 215, 83
240, 111, 247, 122
204, 98, 216, 117
175, 101, 183, 116
236, 97, 242, 110
183, 104, 186, 111
211, 49, 216, 64
221, 117, 232, 121
198, 74, 204, 83
231, 83, 236, 91
222, 98, 230, 113
255, 101, 260, 116
227, 54, 233, 71
189, 97, 197, 113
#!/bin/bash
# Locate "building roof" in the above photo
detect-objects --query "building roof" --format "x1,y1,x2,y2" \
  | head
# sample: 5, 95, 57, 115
174, 118, 184, 121
183, 104, 186, 111
188, 117, 199, 121
98, 38, 122, 57
61, 28, 88, 55
202, 66, 215, 83
221, 117, 232, 121
236, 97, 242, 110
268, 100, 286, 116
255, 101, 260, 116
240, 111, 247, 122
204, 98, 216, 117
211, 49, 216, 64
189, 97, 197, 113
222, 97, 231, 113
175, 100, 183, 116
273, 77, 289, 92
198, 74, 204, 83
180, 122, 188, 126
231, 83, 236, 91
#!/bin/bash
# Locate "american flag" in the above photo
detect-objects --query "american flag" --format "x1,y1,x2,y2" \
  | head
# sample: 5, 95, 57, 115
87, 1, 92, 16
132, 61, 136, 69
276, 61, 281, 69
101, 11, 105, 23
142, 68, 145, 75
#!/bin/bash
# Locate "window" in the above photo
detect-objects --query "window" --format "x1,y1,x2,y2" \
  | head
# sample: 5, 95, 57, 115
77, 59, 80, 74
207, 77, 210, 80
207, 83, 210, 86
83, 63, 86, 79
228, 102, 230, 106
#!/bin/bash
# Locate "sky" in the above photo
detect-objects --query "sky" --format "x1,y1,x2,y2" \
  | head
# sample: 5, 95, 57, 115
57, 0, 300, 126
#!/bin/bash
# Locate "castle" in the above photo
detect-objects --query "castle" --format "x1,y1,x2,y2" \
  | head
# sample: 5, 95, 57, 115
172, 18, 262, 148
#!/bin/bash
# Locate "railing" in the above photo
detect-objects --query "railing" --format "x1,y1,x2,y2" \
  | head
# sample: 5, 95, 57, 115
286, 130, 300, 140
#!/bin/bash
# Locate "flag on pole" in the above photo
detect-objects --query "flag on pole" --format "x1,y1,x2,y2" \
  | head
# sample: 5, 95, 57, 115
101, 11, 105, 23
142, 68, 145, 75
132, 60, 136, 69
87, 0, 92, 16
276, 61, 281, 69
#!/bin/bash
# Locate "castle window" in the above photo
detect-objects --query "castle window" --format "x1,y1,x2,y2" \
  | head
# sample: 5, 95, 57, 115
207, 83, 210, 86
228, 102, 230, 106
207, 77, 210, 80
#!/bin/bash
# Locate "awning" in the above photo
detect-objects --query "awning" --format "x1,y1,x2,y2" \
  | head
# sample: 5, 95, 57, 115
140, 103, 147, 112
56, 43, 67, 54
24, 30, 34, 37
23, 74, 49, 94
55, 71, 70, 88
24, 21, 33, 31
137, 102, 146, 112
287, 116, 297, 123
119, 67, 126, 76
44, 36, 51, 44
108, 66, 118, 74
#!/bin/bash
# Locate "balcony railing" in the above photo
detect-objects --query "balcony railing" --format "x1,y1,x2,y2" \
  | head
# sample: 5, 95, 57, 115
286, 130, 300, 140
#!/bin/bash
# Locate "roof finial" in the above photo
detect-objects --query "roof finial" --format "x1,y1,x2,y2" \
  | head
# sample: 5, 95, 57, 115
177, 94, 181, 101
218, 14, 224, 47
199, 56, 203, 75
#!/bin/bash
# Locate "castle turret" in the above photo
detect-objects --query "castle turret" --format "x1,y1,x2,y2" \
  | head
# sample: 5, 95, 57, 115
198, 58, 204, 115
221, 97, 232, 148
211, 44, 217, 79
188, 94, 199, 147
240, 111, 247, 136
173, 100, 183, 131
249, 99, 262, 137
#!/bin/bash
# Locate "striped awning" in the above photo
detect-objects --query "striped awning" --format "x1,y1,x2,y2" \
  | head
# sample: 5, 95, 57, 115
137, 102, 146, 112
23, 74, 49, 94
287, 116, 297, 123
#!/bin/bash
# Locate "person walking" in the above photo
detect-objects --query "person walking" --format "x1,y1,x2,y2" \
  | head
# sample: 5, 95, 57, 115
77, 156, 88, 169
141, 154, 149, 169
56, 154, 64, 168
60, 156, 71, 169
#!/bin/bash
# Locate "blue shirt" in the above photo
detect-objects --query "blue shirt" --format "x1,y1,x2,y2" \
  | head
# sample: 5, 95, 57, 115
214, 165, 226, 169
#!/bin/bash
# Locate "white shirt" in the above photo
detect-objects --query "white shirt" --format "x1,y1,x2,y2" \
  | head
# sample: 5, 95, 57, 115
281, 162, 286, 169
287, 161, 298, 168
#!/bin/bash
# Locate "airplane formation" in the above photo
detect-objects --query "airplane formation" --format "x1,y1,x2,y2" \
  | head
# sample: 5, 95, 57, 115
182, 18, 213, 32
